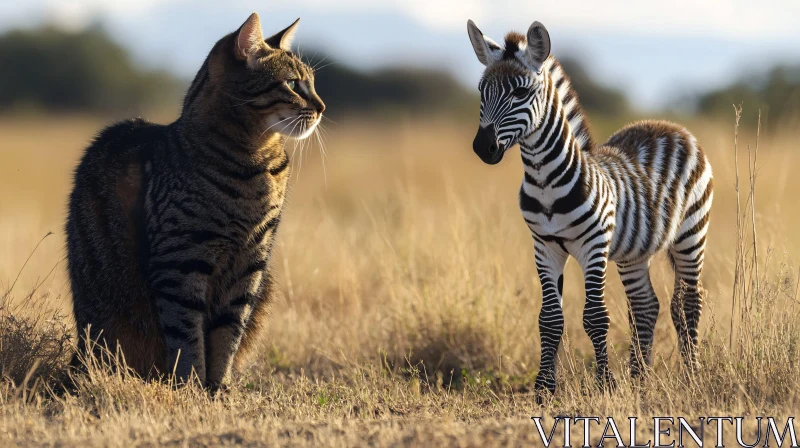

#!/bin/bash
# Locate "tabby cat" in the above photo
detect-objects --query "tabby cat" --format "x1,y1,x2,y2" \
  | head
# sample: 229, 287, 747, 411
66, 12, 325, 389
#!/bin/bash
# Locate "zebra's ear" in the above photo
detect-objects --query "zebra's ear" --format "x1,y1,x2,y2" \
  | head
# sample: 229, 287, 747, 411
467, 20, 502, 67
235, 12, 265, 61
524, 21, 551, 70
266, 18, 300, 52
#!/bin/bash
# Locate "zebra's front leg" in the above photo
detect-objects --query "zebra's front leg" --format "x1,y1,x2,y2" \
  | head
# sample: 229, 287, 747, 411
579, 245, 616, 392
533, 240, 568, 403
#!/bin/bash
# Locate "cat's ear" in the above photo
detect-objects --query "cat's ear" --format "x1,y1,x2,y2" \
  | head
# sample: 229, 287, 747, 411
235, 12, 265, 61
467, 19, 502, 67
265, 18, 300, 52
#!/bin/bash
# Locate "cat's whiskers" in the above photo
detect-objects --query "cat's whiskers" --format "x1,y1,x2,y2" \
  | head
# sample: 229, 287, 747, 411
295, 119, 310, 176
311, 55, 331, 71
259, 116, 294, 140
313, 118, 328, 186
306, 50, 324, 71
285, 116, 304, 175
312, 61, 337, 72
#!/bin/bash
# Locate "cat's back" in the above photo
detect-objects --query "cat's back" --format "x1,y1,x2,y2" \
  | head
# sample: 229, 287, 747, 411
73, 118, 165, 185
68, 117, 167, 281
69, 117, 167, 245
67, 118, 169, 375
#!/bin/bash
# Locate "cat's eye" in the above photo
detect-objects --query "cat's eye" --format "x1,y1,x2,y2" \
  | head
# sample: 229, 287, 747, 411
512, 87, 529, 99
286, 80, 297, 91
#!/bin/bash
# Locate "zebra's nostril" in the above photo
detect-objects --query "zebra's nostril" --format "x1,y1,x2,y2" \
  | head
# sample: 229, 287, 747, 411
473, 124, 502, 164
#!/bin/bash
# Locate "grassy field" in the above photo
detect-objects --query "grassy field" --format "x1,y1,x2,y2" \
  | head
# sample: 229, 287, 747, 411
1, 112, 799, 446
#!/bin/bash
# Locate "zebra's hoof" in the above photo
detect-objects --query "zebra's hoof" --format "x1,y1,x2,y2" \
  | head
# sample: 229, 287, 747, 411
629, 360, 650, 380
534, 391, 550, 406
597, 370, 617, 393
533, 384, 555, 406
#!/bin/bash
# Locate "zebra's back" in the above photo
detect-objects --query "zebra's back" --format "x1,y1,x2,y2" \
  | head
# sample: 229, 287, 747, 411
597, 120, 713, 262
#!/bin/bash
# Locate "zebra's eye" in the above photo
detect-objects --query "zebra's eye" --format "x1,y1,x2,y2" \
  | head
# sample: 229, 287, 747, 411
512, 87, 529, 99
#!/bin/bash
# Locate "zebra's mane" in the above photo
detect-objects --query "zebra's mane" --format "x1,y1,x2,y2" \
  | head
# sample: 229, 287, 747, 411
482, 34, 597, 153
539, 56, 595, 153
499, 32, 595, 153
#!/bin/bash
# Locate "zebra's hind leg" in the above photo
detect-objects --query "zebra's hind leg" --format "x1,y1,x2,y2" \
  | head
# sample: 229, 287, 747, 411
617, 260, 660, 378
670, 157, 712, 371
532, 240, 568, 403
668, 238, 707, 372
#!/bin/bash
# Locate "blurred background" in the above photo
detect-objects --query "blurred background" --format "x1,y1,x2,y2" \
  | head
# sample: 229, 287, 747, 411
1, 0, 799, 380
0, 0, 799, 124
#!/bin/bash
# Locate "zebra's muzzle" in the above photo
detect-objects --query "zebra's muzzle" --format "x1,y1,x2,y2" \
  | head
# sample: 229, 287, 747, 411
473, 123, 503, 165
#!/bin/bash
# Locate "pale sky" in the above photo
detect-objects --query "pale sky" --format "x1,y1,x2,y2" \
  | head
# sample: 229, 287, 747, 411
2, 0, 799, 110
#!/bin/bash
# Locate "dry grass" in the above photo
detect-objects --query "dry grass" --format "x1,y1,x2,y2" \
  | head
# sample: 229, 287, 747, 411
0, 112, 799, 446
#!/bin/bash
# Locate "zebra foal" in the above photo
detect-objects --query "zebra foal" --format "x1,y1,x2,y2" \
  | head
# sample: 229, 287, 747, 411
466, 19, 713, 399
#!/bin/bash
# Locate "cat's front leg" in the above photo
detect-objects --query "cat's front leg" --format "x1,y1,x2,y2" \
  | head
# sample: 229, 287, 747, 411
205, 268, 262, 388
150, 267, 211, 385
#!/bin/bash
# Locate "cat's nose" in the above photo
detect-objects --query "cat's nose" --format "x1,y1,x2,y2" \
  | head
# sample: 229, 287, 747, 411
315, 98, 326, 114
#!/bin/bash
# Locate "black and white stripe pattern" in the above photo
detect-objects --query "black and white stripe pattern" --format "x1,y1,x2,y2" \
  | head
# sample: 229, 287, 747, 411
468, 21, 713, 399
479, 66, 593, 155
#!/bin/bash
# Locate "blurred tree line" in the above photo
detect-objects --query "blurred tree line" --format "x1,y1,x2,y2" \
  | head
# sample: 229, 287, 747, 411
0, 26, 182, 113
695, 65, 800, 130
0, 25, 629, 119
311, 56, 630, 119
1, 25, 797, 131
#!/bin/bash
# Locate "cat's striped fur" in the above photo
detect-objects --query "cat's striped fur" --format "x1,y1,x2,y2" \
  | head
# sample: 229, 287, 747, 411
66, 13, 325, 389
467, 20, 713, 399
